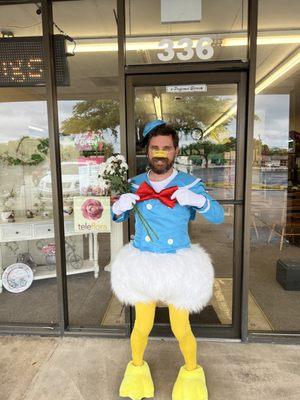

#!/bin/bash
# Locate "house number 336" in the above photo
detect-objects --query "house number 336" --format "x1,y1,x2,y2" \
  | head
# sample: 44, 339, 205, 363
157, 37, 214, 62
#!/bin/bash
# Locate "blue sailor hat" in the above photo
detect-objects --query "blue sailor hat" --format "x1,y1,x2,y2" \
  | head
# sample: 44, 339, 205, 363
143, 119, 166, 138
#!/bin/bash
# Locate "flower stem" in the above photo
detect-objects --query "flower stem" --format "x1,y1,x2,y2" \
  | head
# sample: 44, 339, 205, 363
132, 204, 159, 241
133, 206, 153, 240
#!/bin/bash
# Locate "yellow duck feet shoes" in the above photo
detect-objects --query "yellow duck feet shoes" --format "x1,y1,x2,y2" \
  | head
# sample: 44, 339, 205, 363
119, 360, 155, 400
172, 364, 208, 400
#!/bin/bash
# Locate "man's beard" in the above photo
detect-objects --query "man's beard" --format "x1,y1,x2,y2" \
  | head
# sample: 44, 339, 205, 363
148, 157, 175, 175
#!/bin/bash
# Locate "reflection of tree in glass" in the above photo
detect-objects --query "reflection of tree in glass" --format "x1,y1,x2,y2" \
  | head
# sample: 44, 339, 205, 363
59, 97, 235, 153
61, 100, 120, 139
182, 137, 237, 168
135, 95, 235, 144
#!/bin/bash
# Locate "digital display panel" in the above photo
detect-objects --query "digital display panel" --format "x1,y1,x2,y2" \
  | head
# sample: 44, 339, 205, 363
0, 35, 70, 87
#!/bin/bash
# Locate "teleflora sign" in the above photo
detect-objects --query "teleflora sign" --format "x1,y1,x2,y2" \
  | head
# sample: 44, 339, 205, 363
0, 35, 70, 87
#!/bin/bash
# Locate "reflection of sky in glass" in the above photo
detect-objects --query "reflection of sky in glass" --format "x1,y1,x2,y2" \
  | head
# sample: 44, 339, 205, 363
0, 95, 290, 150
254, 95, 289, 149
0, 100, 121, 152
0, 101, 48, 142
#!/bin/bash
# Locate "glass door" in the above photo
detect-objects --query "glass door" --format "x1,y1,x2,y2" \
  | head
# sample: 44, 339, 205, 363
126, 71, 247, 339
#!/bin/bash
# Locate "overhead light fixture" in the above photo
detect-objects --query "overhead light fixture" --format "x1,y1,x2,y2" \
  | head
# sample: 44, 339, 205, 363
255, 49, 300, 94
68, 31, 300, 53
203, 105, 237, 137
202, 48, 300, 138
28, 125, 44, 132
222, 34, 300, 47
68, 39, 202, 53
153, 96, 162, 120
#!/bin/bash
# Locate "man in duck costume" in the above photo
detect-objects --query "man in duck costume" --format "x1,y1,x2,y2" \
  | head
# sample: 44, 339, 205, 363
110, 120, 224, 400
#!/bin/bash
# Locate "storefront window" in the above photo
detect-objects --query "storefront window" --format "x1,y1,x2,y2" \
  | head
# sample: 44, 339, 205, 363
249, 0, 300, 332
0, 3, 59, 325
125, 0, 248, 65
53, 0, 123, 328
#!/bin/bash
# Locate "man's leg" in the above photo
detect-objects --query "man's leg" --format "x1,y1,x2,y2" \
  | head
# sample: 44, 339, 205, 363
169, 303, 208, 400
168, 303, 197, 370
131, 301, 156, 365
119, 301, 156, 399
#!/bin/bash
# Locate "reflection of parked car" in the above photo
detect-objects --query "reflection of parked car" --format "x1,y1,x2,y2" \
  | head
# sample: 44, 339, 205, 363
174, 156, 194, 173
38, 161, 83, 199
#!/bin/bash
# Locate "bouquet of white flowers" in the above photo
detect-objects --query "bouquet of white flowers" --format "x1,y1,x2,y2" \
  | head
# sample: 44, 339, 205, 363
98, 154, 158, 241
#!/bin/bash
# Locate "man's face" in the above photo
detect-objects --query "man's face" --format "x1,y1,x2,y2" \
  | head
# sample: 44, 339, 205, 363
147, 135, 179, 174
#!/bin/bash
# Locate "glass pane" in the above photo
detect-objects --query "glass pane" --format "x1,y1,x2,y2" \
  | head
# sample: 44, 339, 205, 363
135, 83, 237, 200
190, 204, 234, 325
53, 0, 123, 328
249, 0, 300, 332
125, 0, 248, 65
0, 3, 58, 325
134, 83, 237, 325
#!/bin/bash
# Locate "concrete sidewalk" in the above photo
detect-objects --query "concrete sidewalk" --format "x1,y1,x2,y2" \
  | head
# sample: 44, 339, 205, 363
1, 335, 300, 400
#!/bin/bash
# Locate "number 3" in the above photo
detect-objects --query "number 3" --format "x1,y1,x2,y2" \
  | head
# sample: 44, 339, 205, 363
177, 38, 194, 61
157, 39, 174, 62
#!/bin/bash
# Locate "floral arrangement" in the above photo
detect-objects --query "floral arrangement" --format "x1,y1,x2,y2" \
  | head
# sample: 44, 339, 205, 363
98, 154, 158, 241
41, 243, 56, 256
74, 131, 112, 157
81, 198, 103, 220
98, 154, 130, 195
0, 188, 17, 212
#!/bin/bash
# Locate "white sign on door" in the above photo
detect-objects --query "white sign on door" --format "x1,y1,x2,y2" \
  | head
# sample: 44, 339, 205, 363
166, 84, 207, 93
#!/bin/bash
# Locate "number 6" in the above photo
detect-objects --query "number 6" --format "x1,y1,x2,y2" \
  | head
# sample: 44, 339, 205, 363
196, 37, 214, 60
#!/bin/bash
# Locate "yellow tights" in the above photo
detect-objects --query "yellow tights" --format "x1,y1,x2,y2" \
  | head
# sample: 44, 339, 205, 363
130, 301, 197, 371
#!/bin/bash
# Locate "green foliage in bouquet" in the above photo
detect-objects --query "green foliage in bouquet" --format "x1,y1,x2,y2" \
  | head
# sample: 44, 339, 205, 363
98, 154, 158, 241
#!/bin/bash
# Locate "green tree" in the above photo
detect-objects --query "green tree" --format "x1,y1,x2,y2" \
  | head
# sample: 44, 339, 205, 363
61, 100, 120, 139
182, 136, 237, 168
61, 95, 235, 145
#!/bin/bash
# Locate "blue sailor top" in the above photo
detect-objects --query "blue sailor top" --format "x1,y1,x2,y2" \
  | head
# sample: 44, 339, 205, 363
111, 170, 224, 254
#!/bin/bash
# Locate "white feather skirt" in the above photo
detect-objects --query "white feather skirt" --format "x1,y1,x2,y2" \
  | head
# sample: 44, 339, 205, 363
110, 242, 214, 314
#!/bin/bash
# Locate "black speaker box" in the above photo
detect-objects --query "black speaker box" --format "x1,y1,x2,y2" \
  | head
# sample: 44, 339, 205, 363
276, 259, 300, 291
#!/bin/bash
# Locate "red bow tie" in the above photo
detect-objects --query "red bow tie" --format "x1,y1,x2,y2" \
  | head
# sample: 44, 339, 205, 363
135, 181, 178, 208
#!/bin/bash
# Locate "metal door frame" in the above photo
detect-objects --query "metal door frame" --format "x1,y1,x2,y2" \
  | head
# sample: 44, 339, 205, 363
125, 70, 247, 339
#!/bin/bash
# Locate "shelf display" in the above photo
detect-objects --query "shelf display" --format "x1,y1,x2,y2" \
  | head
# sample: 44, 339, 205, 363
0, 216, 98, 293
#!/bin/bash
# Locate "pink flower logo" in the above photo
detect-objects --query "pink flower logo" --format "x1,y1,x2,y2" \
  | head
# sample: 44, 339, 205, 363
81, 199, 103, 220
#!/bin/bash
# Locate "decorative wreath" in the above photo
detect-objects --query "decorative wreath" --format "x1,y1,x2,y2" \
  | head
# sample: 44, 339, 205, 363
0, 136, 49, 166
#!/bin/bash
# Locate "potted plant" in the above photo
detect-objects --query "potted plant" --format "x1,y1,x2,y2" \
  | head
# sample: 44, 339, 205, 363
0, 188, 17, 222
42, 243, 56, 270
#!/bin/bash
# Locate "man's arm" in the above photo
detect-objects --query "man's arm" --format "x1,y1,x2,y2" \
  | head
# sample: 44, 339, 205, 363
188, 181, 224, 224
110, 207, 130, 223
170, 179, 224, 224
110, 181, 139, 223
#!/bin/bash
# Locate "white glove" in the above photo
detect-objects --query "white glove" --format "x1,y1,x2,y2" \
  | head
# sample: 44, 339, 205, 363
170, 187, 207, 208
112, 193, 140, 215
